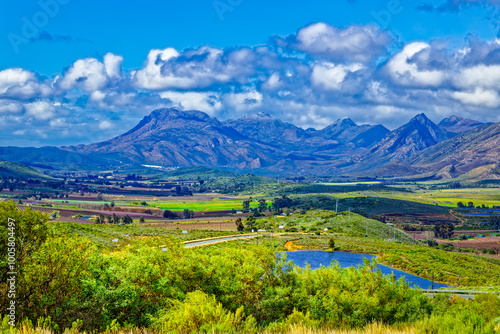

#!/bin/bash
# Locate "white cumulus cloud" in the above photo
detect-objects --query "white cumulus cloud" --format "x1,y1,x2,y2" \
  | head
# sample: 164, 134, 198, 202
311, 62, 364, 91
160, 91, 222, 114
452, 88, 500, 108
25, 101, 56, 121
58, 54, 122, 92
293, 23, 390, 63
386, 42, 446, 87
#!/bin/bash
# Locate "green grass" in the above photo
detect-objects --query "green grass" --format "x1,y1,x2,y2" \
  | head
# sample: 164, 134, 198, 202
318, 181, 382, 186
155, 199, 270, 211
159, 166, 237, 181
258, 210, 416, 243
287, 195, 449, 216
0, 160, 52, 179
329, 187, 500, 208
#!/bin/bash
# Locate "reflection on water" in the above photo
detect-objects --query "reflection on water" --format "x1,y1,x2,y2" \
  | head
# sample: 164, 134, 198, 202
286, 250, 449, 289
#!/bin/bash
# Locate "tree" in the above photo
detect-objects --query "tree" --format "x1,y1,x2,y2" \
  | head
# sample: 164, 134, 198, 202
141, 201, 148, 206
457, 202, 465, 208
245, 215, 256, 230
258, 199, 267, 212
242, 200, 250, 212
183, 209, 194, 219
467, 201, 474, 208
434, 223, 454, 239
489, 215, 500, 229
328, 238, 335, 249
235, 218, 245, 231
163, 210, 178, 219
0, 200, 49, 284
427, 239, 438, 247
95, 216, 101, 224
110, 200, 115, 208
272, 195, 292, 210
112, 213, 120, 224
139, 216, 145, 223
121, 215, 133, 225
106, 216, 112, 224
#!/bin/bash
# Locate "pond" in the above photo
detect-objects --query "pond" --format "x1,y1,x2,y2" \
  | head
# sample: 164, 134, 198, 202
286, 250, 449, 289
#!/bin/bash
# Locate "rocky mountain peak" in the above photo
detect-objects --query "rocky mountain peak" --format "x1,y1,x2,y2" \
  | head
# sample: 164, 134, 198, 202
410, 113, 432, 125
438, 115, 485, 134
333, 117, 357, 127
244, 112, 274, 119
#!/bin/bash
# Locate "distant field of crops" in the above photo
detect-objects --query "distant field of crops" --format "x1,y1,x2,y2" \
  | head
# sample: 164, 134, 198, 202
339, 188, 500, 208
153, 199, 271, 211
318, 181, 382, 186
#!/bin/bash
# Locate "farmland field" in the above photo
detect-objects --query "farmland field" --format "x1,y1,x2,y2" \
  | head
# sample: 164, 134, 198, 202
154, 199, 267, 211
338, 187, 500, 208
318, 181, 382, 186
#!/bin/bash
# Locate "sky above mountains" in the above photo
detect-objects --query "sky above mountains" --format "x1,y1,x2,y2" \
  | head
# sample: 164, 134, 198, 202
2, 0, 500, 146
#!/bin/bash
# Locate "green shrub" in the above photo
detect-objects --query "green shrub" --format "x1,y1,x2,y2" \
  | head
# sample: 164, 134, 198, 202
151, 290, 257, 333
293, 259, 432, 328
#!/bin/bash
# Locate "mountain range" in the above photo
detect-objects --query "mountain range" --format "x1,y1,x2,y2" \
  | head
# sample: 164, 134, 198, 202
1, 107, 497, 179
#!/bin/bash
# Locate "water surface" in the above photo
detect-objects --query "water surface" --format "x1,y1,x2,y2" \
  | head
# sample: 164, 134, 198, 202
286, 250, 449, 289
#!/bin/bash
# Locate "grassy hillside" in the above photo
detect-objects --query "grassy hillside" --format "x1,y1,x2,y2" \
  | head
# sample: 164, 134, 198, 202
159, 166, 237, 181
289, 195, 449, 215
203, 173, 276, 192
218, 181, 408, 196
0, 160, 52, 179
260, 210, 416, 243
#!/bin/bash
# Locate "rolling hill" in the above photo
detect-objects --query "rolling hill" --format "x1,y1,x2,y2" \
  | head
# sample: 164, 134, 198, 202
0, 161, 52, 179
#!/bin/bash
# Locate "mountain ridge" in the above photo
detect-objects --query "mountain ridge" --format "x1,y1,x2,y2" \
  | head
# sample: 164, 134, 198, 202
0, 108, 494, 177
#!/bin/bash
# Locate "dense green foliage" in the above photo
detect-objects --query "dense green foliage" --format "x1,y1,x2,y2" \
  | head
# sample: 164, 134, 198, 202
1, 201, 500, 333
159, 166, 237, 181
0, 200, 49, 285
0, 232, 432, 333
202, 174, 275, 193
227, 182, 407, 197
288, 195, 449, 216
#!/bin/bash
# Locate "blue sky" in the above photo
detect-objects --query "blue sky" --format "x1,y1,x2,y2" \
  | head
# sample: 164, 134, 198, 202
1, 0, 500, 146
